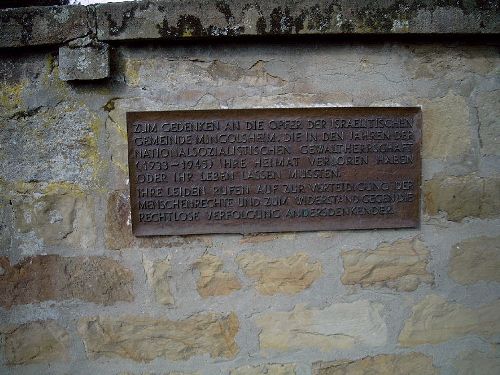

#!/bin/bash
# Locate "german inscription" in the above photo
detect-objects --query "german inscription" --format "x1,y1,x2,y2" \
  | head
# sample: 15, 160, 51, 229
127, 108, 421, 236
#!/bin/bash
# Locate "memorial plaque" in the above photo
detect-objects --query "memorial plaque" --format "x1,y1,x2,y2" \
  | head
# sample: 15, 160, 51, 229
127, 108, 421, 236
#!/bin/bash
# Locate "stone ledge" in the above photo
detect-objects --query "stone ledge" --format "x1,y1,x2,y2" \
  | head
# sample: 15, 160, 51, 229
0, 4, 92, 48
1, 0, 499, 48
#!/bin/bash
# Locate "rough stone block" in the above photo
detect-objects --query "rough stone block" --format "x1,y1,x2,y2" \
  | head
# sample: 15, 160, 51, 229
449, 235, 500, 285
255, 301, 386, 352
3, 320, 69, 366
421, 93, 470, 160
94, 0, 500, 42
1, 1, 498, 49
11, 183, 96, 249
312, 353, 437, 375
230, 363, 296, 375
143, 256, 174, 305
476, 90, 500, 156
59, 43, 110, 81
77, 313, 239, 361
341, 237, 433, 292
0, 5, 90, 48
194, 254, 241, 298
0, 255, 134, 308
237, 252, 322, 295
0, 102, 100, 186
423, 174, 500, 221
399, 295, 500, 346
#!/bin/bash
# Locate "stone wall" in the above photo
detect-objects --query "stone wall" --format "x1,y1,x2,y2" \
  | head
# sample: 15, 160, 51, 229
0, 1, 499, 375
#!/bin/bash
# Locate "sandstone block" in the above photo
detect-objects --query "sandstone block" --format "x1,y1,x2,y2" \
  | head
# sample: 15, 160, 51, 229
231, 363, 296, 375
105, 190, 136, 249
449, 235, 500, 285
341, 237, 433, 292
399, 295, 500, 346
421, 93, 470, 160
452, 350, 500, 375
0, 194, 13, 255
12, 183, 96, 248
423, 174, 500, 221
476, 91, 500, 156
237, 252, 321, 295
255, 301, 386, 352
59, 43, 110, 81
194, 254, 241, 298
143, 257, 174, 305
78, 313, 239, 362
4, 320, 69, 365
0, 255, 134, 308
312, 352, 437, 375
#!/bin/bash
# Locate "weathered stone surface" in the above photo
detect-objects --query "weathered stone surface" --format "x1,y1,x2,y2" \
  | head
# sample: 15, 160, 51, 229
341, 237, 433, 292
312, 353, 437, 375
404, 46, 498, 82
0, 79, 27, 119
207, 60, 286, 86
0, 1, 497, 49
423, 174, 500, 221
239, 232, 296, 244
452, 350, 500, 375
255, 301, 386, 352
10, 182, 96, 249
78, 313, 239, 361
143, 256, 174, 305
399, 295, 500, 346
0, 102, 100, 186
105, 190, 211, 250
117, 373, 196, 375
0, 255, 134, 308
0, 188, 13, 253
59, 43, 110, 81
237, 252, 321, 295
449, 236, 500, 285
194, 254, 241, 298
476, 90, 500, 156
105, 190, 135, 249
0, 5, 90, 48
421, 93, 470, 159
231, 363, 296, 375
94, 0, 499, 42
4, 320, 69, 365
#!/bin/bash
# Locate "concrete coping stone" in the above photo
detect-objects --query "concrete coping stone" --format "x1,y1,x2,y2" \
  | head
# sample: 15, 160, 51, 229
1, 0, 499, 48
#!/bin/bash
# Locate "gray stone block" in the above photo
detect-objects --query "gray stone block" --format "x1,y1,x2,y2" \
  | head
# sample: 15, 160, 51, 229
94, 0, 500, 41
0, 1, 498, 49
0, 5, 90, 48
58, 43, 110, 81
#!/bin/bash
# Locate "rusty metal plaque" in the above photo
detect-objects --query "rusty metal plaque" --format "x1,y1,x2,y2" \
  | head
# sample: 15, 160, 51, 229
127, 108, 421, 236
